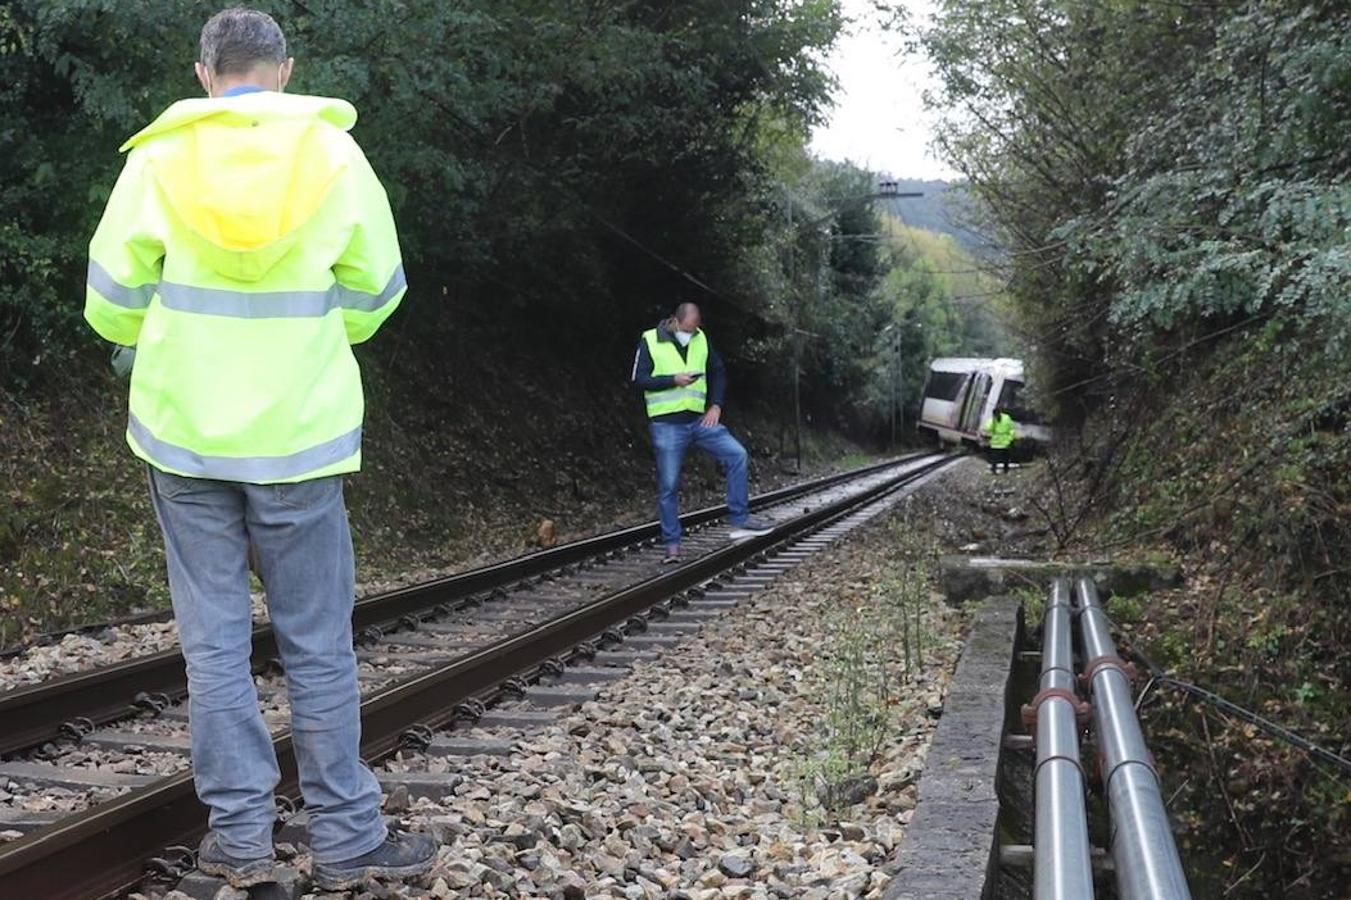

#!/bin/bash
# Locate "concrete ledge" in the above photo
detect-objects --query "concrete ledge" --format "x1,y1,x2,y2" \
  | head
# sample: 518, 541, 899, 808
883, 596, 1019, 900
940, 556, 1180, 606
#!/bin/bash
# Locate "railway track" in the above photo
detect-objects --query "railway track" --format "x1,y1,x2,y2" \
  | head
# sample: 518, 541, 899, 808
0, 452, 958, 900
0, 455, 922, 757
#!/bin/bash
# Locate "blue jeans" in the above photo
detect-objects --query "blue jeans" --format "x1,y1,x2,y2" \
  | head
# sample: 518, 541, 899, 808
649, 420, 751, 546
148, 469, 386, 864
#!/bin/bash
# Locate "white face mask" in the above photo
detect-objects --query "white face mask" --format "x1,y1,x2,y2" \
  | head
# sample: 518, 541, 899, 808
674, 329, 694, 347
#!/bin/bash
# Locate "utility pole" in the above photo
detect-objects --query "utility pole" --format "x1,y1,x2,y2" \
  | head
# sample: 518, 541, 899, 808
895, 330, 903, 442
882, 319, 921, 450
786, 190, 801, 471
886, 332, 897, 448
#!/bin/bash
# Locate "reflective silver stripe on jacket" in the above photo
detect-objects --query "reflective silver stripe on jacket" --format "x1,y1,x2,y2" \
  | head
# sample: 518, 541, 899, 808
87, 260, 156, 310
128, 413, 361, 482
156, 265, 406, 319
644, 386, 707, 411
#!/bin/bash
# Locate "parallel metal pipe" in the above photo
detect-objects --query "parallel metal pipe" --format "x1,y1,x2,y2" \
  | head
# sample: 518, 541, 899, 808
1076, 577, 1192, 900
1034, 578, 1096, 900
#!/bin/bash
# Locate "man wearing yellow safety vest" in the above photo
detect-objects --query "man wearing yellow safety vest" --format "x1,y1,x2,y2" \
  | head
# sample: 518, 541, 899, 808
83, 8, 433, 891
630, 303, 773, 563
982, 406, 1018, 474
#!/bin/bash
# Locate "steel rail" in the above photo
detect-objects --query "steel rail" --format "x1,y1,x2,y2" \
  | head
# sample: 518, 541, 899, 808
0, 454, 925, 756
0, 453, 958, 900
1075, 577, 1191, 900
1032, 578, 1095, 900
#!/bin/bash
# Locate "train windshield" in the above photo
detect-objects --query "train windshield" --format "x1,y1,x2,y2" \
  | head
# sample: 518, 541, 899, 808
997, 379, 1044, 424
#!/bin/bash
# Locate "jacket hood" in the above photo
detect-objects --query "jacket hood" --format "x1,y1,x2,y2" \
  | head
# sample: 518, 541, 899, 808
124, 92, 358, 282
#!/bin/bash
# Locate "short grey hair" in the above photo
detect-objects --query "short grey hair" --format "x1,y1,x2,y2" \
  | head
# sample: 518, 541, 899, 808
200, 7, 287, 76
674, 302, 700, 323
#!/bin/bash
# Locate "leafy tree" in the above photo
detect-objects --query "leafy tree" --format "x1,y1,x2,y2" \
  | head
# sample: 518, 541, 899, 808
0, 0, 844, 388
919, 0, 1350, 414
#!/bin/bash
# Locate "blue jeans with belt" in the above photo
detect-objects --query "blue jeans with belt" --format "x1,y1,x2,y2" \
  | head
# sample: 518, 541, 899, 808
148, 469, 386, 864
649, 420, 751, 546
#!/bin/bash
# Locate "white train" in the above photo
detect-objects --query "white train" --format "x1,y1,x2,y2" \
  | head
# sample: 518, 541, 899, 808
917, 357, 1051, 448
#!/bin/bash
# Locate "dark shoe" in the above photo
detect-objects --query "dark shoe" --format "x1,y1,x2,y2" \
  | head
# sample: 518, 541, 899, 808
728, 515, 774, 540
661, 544, 681, 565
312, 829, 437, 890
197, 832, 275, 888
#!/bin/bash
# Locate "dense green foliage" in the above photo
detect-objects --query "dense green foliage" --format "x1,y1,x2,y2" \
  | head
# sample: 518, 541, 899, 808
0, 0, 1004, 448
920, 2, 1350, 893
0, 1, 842, 384
922, 0, 1350, 411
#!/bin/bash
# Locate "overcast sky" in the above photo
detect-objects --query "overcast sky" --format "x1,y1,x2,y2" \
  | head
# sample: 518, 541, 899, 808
809, 0, 960, 182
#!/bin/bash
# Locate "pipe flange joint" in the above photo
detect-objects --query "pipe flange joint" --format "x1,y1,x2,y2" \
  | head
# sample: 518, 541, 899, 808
1020, 687, 1091, 729
1079, 654, 1137, 688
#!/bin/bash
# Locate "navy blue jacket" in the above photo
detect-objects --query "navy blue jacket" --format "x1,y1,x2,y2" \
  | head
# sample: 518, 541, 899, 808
630, 321, 727, 423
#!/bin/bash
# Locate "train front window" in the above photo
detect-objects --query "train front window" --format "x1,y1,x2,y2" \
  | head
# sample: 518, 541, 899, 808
997, 380, 1023, 412
998, 380, 1044, 424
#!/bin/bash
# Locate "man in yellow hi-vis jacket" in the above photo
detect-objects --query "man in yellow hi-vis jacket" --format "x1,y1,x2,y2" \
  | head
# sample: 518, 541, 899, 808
84, 8, 432, 891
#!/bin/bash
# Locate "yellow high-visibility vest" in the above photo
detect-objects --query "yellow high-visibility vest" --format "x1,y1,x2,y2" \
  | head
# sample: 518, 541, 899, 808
85, 91, 406, 482
988, 413, 1017, 449
642, 329, 708, 417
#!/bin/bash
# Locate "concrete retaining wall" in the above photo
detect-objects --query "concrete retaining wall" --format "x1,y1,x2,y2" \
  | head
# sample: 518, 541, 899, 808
883, 596, 1020, 900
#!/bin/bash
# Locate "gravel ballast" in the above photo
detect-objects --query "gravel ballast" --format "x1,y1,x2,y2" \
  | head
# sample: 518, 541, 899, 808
113, 457, 1045, 899
301, 480, 981, 899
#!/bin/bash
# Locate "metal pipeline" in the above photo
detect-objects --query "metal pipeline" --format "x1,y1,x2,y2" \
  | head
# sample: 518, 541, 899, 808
1030, 578, 1096, 900
1076, 577, 1192, 900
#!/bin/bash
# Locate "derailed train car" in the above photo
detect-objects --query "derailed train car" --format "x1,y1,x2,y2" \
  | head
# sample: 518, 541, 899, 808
917, 357, 1051, 450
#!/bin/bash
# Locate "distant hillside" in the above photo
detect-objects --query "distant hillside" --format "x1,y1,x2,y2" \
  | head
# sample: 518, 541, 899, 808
875, 178, 992, 254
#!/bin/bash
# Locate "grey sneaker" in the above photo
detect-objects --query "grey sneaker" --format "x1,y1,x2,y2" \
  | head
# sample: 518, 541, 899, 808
728, 515, 774, 540
312, 829, 437, 890
661, 544, 681, 565
196, 832, 275, 888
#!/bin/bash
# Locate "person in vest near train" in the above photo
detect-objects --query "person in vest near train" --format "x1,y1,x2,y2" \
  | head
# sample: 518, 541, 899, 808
983, 406, 1018, 474
83, 8, 434, 890
630, 303, 773, 563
